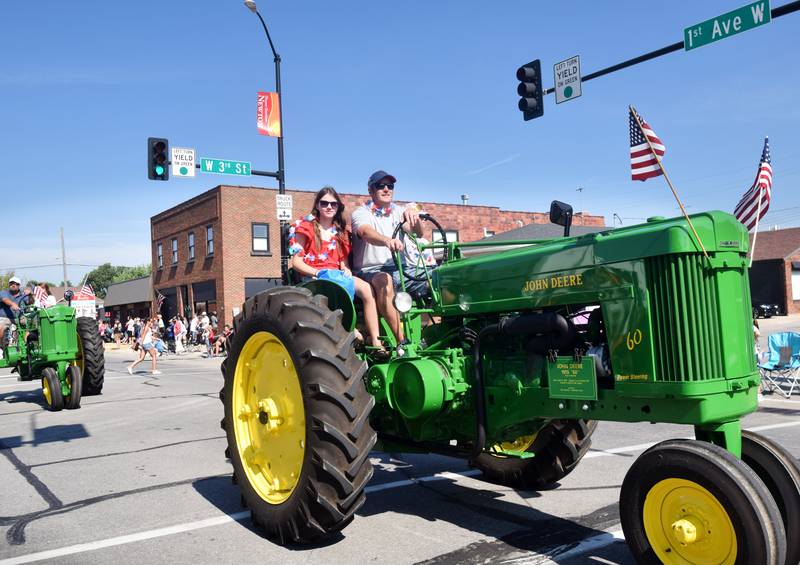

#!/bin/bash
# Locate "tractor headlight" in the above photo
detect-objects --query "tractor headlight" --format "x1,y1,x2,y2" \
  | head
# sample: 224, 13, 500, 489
393, 292, 413, 313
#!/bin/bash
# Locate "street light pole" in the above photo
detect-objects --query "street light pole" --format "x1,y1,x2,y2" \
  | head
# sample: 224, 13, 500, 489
245, 1, 289, 281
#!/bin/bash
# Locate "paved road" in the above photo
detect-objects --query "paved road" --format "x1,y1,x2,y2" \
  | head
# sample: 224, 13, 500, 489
1, 347, 798, 565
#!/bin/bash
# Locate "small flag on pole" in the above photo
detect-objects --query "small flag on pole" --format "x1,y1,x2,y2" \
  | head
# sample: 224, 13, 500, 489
76, 283, 96, 300
156, 291, 165, 312
734, 137, 773, 232
629, 108, 666, 181
33, 285, 47, 307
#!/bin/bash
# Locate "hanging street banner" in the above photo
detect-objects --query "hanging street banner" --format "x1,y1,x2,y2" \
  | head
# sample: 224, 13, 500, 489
257, 92, 282, 137
171, 147, 196, 178
200, 158, 251, 176
554, 56, 582, 104
684, 0, 770, 51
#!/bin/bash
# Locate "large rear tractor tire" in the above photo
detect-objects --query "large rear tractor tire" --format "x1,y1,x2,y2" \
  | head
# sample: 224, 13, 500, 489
64, 364, 82, 410
620, 439, 786, 565
41, 367, 64, 412
741, 430, 800, 565
76, 317, 105, 395
471, 419, 597, 489
221, 286, 376, 544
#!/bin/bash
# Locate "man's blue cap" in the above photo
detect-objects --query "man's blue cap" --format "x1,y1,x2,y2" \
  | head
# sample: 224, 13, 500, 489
368, 170, 397, 189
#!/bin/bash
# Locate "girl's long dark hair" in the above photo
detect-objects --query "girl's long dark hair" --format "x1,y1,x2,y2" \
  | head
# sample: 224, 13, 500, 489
311, 186, 347, 250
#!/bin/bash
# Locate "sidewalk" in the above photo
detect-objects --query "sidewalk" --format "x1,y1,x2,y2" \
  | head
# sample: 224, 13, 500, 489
103, 343, 221, 360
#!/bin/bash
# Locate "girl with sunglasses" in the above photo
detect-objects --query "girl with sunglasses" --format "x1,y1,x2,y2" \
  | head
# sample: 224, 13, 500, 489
289, 187, 386, 355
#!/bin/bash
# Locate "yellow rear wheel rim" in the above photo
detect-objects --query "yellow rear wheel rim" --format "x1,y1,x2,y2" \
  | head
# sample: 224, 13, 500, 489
74, 336, 85, 375
233, 331, 305, 504
643, 478, 737, 565
492, 433, 537, 455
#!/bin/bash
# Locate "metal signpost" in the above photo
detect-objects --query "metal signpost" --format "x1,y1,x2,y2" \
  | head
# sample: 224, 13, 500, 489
200, 158, 252, 176
553, 56, 582, 104
171, 148, 196, 178
685, 0, 771, 50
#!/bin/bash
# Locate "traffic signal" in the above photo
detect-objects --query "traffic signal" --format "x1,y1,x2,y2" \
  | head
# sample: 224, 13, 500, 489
147, 137, 169, 181
517, 59, 544, 121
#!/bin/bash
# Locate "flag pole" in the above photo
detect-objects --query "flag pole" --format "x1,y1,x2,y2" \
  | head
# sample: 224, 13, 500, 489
749, 189, 763, 268
629, 105, 709, 259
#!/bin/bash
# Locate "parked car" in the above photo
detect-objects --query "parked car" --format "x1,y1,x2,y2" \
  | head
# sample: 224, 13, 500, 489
753, 303, 780, 318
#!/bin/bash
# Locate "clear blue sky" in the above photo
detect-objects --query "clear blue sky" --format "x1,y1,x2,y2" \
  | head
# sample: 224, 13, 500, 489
2, 1, 798, 284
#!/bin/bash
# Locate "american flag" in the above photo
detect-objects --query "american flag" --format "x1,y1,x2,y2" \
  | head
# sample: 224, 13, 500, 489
155, 291, 165, 312
630, 108, 666, 182
75, 283, 96, 300
33, 285, 47, 307
734, 137, 773, 232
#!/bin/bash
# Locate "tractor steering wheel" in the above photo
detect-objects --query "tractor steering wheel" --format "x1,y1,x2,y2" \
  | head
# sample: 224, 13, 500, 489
391, 212, 447, 283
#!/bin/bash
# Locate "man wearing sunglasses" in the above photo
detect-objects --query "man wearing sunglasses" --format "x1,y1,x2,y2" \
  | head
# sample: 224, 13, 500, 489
351, 170, 425, 346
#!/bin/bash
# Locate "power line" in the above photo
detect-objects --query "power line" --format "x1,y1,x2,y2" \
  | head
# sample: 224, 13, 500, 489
0, 263, 101, 270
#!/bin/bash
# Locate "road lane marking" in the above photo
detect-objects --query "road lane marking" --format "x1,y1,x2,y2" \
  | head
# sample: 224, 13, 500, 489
534, 530, 626, 564
364, 469, 481, 493
585, 420, 800, 459
2, 421, 798, 563
0, 470, 484, 564
0, 512, 251, 565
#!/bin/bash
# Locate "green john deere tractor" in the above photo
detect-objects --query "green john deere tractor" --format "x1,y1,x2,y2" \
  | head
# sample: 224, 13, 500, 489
220, 203, 800, 564
0, 290, 105, 411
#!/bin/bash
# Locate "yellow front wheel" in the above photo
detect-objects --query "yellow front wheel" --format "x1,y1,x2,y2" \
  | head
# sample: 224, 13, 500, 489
221, 287, 376, 544
41, 367, 63, 412
620, 439, 786, 565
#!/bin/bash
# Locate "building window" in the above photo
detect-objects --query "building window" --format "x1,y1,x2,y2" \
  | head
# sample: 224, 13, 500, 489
188, 232, 195, 261
793, 269, 800, 301
432, 230, 459, 243
206, 225, 214, 256
157, 243, 163, 269
171, 238, 178, 264
252, 223, 270, 255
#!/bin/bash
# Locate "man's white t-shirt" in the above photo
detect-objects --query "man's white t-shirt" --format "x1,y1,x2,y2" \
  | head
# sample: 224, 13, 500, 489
350, 203, 406, 272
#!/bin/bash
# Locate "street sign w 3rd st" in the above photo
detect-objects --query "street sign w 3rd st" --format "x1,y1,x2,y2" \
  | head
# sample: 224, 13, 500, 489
200, 158, 251, 176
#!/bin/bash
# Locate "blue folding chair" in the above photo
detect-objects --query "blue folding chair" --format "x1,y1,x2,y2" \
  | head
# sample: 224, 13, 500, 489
759, 332, 800, 397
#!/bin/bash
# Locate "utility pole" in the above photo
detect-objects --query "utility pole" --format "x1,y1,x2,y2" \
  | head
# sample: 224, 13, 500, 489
60, 227, 68, 287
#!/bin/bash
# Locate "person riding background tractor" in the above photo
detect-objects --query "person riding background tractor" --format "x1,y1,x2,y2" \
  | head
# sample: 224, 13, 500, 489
350, 170, 427, 347
0, 276, 32, 347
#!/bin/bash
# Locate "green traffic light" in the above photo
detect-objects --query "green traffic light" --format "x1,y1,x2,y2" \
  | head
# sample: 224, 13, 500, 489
154, 165, 165, 176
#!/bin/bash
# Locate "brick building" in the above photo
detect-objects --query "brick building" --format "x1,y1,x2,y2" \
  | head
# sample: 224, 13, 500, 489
749, 227, 800, 315
151, 185, 604, 326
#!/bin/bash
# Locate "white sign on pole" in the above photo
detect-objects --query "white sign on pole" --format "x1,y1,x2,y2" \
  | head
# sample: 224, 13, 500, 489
276, 194, 293, 221
171, 147, 196, 177
275, 194, 293, 209
554, 56, 582, 104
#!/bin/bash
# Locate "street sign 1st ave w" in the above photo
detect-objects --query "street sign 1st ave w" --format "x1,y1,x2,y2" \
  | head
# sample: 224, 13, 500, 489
200, 158, 251, 176
684, 0, 771, 51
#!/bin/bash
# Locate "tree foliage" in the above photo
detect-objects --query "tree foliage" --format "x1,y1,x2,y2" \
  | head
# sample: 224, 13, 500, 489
85, 263, 151, 298
112, 264, 151, 285
0, 271, 16, 289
